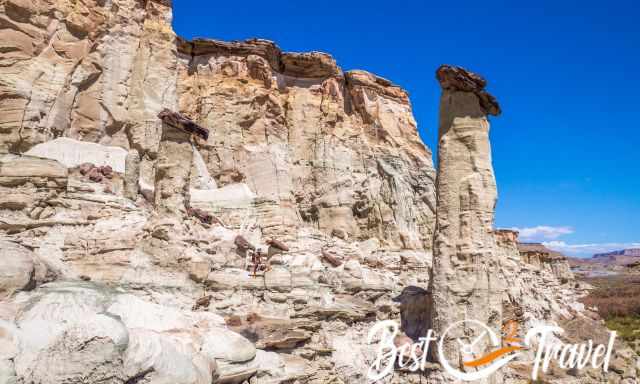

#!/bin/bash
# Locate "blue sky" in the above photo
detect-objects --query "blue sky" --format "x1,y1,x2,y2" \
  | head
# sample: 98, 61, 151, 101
173, 1, 639, 257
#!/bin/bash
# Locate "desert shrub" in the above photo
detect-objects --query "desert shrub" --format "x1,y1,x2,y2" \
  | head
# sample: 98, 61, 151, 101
605, 316, 640, 341
581, 276, 640, 318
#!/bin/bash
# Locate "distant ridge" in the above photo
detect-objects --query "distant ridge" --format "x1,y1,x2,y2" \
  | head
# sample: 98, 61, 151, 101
593, 248, 640, 258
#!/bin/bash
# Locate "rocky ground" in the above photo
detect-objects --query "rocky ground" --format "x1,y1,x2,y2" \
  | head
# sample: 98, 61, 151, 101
0, 0, 638, 383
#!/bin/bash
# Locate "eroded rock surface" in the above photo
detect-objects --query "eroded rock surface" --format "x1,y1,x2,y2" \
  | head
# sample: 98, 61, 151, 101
177, 37, 436, 249
0, 0, 178, 190
0, 3, 637, 384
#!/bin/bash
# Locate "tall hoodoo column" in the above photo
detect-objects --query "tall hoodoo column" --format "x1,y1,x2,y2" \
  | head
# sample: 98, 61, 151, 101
430, 65, 503, 378
155, 109, 209, 216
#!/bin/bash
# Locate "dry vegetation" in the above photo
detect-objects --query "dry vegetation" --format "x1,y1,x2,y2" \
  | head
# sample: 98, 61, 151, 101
582, 276, 640, 318
581, 275, 640, 343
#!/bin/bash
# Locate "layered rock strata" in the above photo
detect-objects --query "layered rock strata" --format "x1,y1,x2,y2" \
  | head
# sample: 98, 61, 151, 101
0, 2, 438, 381
177, 37, 436, 249
0, 2, 638, 384
517, 242, 573, 282
0, 0, 178, 193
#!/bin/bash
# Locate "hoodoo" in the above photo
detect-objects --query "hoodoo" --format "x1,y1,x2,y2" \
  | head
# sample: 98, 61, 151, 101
154, 110, 209, 215
429, 64, 504, 379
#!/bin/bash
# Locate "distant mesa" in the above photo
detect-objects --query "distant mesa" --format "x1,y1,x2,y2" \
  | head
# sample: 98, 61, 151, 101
568, 248, 640, 271
593, 248, 640, 258
584, 248, 640, 268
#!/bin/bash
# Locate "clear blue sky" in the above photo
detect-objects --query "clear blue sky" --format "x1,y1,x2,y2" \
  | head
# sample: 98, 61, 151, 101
173, 0, 639, 257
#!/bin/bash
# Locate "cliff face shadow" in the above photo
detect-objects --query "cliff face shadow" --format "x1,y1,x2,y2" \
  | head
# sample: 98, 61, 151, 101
393, 285, 433, 341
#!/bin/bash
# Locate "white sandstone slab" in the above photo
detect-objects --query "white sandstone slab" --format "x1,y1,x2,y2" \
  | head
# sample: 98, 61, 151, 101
190, 183, 256, 209
25, 138, 127, 173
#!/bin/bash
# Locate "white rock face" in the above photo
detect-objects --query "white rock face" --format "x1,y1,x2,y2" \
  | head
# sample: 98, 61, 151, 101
0, 0, 178, 154
12, 283, 126, 383
4, 282, 257, 384
19, 314, 128, 384
190, 183, 257, 210
191, 144, 217, 190
108, 294, 200, 332
26, 137, 127, 173
25, 137, 128, 172
178, 39, 437, 246
0, 319, 19, 384
124, 329, 215, 384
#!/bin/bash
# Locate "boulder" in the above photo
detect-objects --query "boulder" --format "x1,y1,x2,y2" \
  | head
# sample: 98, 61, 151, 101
17, 314, 128, 384
0, 241, 35, 298
158, 109, 209, 140
201, 328, 257, 383
124, 328, 215, 384
0, 193, 33, 210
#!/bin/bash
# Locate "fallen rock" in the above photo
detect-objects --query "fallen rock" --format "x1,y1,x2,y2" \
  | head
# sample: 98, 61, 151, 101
124, 328, 216, 384
200, 327, 257, 383
187, 207, 217, 225
253, 350, 308, 383
193, 295, 212, 310
229, 314, 315, 350
158, 109, 209, 140
0, 193, 33, 210
266, 238, 289, 252
321, 248, 343, 267
234, 235, 256, 251
0, 241, 35, 298
201, 327, 257, 363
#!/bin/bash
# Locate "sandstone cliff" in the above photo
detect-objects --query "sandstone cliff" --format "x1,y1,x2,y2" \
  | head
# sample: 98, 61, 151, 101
0, 0, 178, 194
0, 1, 637, 384
176, 37, 436, 249
517, 242, 573, 282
